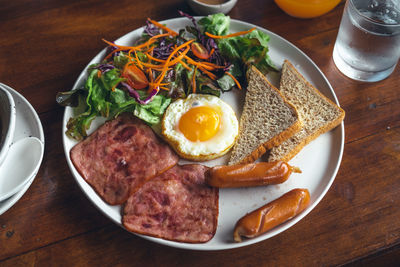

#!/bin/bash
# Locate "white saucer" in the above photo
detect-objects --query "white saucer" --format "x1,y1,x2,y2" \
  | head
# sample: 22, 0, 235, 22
0, 83, 45, 215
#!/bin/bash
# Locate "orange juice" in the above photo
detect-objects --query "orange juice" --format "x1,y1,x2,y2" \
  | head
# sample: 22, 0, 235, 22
274, 0, 341, 18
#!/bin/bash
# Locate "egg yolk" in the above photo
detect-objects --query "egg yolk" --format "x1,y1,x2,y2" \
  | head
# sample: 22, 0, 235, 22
178, 106, 221, 142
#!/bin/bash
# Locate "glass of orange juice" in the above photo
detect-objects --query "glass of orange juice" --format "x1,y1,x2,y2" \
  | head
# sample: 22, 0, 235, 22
274, 0, 341, 18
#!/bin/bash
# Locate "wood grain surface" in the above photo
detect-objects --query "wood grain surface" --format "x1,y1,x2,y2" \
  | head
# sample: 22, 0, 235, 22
1, 0, 400, 266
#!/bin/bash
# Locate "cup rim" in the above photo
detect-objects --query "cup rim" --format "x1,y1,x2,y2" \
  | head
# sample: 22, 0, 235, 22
191, 0, 236, 8
349, 0, 400, 27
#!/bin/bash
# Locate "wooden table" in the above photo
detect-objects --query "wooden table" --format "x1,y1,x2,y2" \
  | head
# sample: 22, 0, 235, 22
1, 0, 400, 265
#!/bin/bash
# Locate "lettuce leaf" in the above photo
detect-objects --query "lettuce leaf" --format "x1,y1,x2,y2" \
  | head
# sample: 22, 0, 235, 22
63, 67, 171, 140
199, 13, 277, 91
112, 52, 130, 69
217, 29, 277, 73
198, 13, 230, 36
168, 63, 186, 99
217, 63, 242, 91
64, 70, 98, 140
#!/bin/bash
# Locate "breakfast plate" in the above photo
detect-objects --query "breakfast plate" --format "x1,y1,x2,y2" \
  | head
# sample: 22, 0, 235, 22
0, 83, 45, 215
63, 17, 344, 250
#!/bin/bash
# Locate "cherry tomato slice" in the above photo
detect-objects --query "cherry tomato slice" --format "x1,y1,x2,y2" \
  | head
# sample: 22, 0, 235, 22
191, 42, 210, 60
122, 64, 149, 89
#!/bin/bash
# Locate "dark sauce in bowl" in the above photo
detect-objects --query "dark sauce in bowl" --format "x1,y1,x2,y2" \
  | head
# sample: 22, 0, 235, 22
197, 0, 227, 4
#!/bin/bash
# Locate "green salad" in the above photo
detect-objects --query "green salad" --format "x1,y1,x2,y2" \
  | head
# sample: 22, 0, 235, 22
57, 12, 276, 141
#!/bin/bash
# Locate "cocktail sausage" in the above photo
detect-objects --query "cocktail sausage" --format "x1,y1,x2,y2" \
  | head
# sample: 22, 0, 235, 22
206, 161, 301, 188
233, 188, 310, 242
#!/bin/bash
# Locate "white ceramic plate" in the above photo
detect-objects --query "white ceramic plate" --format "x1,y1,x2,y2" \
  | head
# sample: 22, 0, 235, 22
0, 83, 45, 215
63, 17, 345, 250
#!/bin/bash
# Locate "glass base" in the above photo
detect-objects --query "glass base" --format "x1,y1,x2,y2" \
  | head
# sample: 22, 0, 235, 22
332, 46, 397, 82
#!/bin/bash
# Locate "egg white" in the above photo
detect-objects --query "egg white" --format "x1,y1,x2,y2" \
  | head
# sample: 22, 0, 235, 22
162, 94, 239, 161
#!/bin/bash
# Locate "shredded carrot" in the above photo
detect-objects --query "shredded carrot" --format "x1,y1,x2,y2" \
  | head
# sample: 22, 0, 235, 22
194, 62, 213, 71
146, 46, 155, 54
102, 28, 242, 98
149, 82, 169, 87
126, 53, 163, 70
125, 61, 137, 68
147, 69, 153, 82
125, 56, 138, 68
200, 61, 226, 69
140, 62, 165, 70
184, 56, 226, 71
145, 33, 171, 49
104, 47, 125, 61
148, 33, 171, 41
209, 48, 215, 58
145, 53, 166, 63
225, 72, 242, 90
127, 50, 133, 60
104, 47, 131, 61
136, 39, 157, 50
159, 86, 170, 91
205, 28, 256, 39
102, 39, 133, 50
102, 33, 168, 60
153, 39, 194, 91
134, 51, 144, 70
143, 47, 190, 70
147, 18, 178, 36
199, 67, 217, 80
192, 66, 198, 94
167, 46, 190, 66
178, 60, 192, 71
97, 70, 101, 78
183, 55, 214, 71
119, 38, 157, 52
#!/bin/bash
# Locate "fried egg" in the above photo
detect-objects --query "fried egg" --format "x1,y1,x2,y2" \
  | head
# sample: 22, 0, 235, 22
162, 94, 239, 161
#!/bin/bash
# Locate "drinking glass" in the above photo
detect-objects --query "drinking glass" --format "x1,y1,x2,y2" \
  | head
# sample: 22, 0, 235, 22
332, 0, 400, 82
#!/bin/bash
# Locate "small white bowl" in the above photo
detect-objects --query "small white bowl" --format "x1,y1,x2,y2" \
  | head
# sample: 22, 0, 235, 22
187, 0, 238, 15
0, 84, 16, 167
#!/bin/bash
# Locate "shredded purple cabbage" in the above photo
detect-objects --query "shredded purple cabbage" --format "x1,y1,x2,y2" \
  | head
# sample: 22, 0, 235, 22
165, 69, 174, 79
121, 82, 158, 105
89, 63, 116, 73
144, 21, 162, 37
105, 44, 118, 53
153, 39, 173, 60
99, 64, 115, 73
105, 43, 124, 59
179, 11, 199, 32
143, 20, 174, 60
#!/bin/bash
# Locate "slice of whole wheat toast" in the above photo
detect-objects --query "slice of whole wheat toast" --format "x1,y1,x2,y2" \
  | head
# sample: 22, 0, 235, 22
267, 60, 345, 162
228, 65, 302, 165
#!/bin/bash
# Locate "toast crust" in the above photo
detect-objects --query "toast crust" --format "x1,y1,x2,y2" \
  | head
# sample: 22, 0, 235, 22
229, 66, 302, 165
268, 60, 345, 162
241, 117, 302, 164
